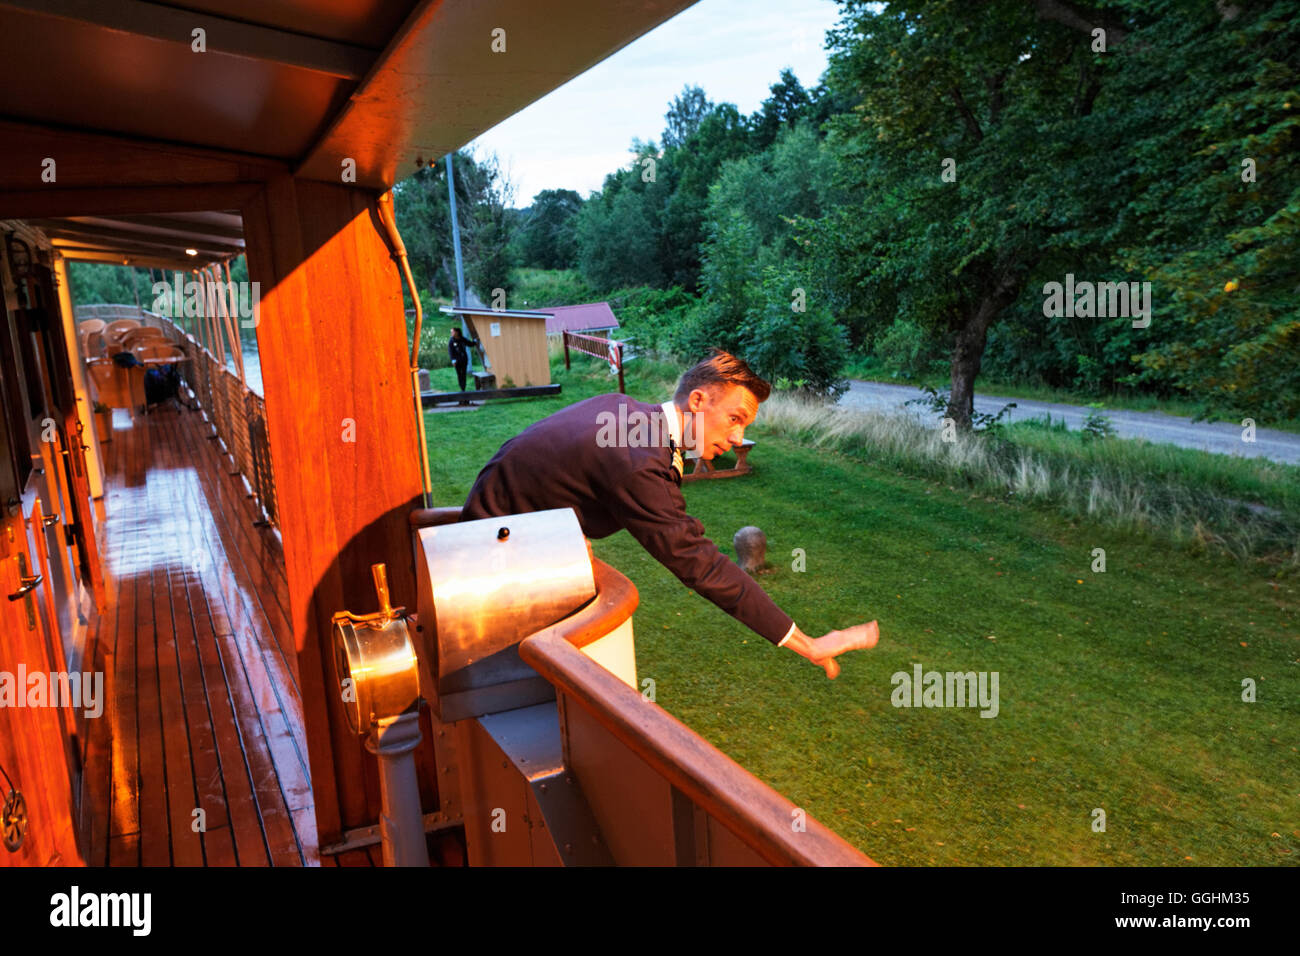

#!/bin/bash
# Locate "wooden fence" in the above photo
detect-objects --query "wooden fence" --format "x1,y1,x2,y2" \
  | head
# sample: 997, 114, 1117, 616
563, 330, 627, 393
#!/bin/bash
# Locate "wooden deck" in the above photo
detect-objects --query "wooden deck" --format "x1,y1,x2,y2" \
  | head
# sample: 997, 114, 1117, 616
76, 400, 316, 866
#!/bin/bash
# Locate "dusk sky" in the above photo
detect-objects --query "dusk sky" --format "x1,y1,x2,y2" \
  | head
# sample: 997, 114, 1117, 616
467, 0, 844, 206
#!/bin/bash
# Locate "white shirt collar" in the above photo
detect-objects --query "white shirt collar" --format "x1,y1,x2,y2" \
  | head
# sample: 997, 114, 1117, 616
659, 400, 683, 448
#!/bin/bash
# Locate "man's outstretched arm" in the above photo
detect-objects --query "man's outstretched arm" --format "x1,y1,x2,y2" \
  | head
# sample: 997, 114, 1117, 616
780, 622, 880, 679
610, 461, 880, 677
612, 461, 793, 642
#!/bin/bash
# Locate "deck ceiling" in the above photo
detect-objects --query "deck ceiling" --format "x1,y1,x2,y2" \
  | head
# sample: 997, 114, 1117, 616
29, 212, 246, 271
0, 0, 697, 262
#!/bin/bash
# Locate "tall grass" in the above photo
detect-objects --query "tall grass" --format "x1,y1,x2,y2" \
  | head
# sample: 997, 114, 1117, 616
844, 352, 1300, 434
758, 394, 1300, 570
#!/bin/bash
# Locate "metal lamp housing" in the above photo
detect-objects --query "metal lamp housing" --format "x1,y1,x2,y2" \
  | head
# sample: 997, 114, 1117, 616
332, 565, 421, 734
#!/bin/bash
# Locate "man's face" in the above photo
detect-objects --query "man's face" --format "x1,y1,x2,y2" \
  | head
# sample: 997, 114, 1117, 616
686, 384, 759, 460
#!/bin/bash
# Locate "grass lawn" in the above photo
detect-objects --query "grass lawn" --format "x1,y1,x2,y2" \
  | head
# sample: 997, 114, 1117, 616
423, 357, 1299, 866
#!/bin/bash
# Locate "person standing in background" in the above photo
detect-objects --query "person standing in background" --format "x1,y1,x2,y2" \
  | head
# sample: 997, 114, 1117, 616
448, 327, 477, 405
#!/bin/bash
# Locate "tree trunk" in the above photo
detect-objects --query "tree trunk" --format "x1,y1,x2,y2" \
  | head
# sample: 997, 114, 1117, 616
946, 273, 1023, 429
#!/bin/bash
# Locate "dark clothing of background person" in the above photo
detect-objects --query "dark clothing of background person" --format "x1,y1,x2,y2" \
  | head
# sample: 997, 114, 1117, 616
448, 330, 476, 391
460, 393, 795, 645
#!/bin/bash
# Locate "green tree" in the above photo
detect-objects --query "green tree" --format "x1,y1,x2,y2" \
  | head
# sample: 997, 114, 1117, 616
393, 149, 516, 303
663, 84, 714, 149
819, 0, 1300, 425
740, 265, 849, 397
514, 188, 582, 269
462, 151, 516, 301
575, 172, 664, 290
660, 101, 751, 289
687, 209, 761, 355
67, 263, 150, 307
394, 155, 460, 299
816, 0, 1149, 428
686, 121, 839, 360
1116, 5, 1300, 420
709, 122, 834, 260
749, 68, 813, 150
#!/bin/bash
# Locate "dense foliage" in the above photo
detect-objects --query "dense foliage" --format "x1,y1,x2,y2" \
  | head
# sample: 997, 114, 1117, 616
510, 189, 582, 270
554, 1, 1299, 417
814, 0, 1299, 422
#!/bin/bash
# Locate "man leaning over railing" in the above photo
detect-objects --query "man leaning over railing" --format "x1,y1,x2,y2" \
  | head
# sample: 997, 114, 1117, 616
461, 349, 879, 678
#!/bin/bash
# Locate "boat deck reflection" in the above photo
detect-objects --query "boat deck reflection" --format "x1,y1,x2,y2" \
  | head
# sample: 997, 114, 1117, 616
79, 401, 313, 865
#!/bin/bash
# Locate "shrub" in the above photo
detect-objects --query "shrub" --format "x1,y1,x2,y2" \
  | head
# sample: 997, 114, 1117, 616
905, 385, 1017, 433
738, 267, 849, 399
607, 285, 700, 357
872, 317, 940, 381
1082, 403, 1117, 442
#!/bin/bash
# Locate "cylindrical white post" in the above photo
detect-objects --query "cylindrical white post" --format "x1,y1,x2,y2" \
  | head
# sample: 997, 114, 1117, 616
222, 260, 246, 383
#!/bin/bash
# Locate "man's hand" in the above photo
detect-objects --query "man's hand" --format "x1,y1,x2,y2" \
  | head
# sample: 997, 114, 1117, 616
783, 621, 880, 679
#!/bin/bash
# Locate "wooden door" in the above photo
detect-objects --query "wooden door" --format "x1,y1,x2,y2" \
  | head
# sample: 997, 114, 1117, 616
0, 504, 85, 866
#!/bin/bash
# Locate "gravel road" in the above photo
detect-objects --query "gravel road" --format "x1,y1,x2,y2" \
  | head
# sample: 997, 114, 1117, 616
837, 380, 1300, 466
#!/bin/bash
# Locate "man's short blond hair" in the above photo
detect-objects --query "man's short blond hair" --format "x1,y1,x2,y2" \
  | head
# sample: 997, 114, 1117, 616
674, 349, 771, 405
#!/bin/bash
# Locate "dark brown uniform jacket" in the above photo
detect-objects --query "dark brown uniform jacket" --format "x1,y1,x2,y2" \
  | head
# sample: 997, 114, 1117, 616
461, 393, 794, 644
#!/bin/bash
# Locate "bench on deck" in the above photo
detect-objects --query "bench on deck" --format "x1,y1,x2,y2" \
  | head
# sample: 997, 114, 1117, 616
683, 438, 756, 482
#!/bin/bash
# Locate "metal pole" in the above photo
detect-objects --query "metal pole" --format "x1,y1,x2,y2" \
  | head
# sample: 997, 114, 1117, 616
181, 270, 192, 339
446, 154, 473, 374
446, 154, 467, 309
193, 270, 204, 351
200, 268, 213, 354
169, 270, 184, 338
195, 270, 209, 353
365, 713, 431, 867
203, 267, 225, 437
224, 260, 244, 381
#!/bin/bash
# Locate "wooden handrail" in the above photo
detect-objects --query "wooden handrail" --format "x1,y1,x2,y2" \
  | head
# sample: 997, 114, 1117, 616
404, 514, 876, 865
408, 506, 465, 529
519, 558, 877, 867
542, 555, 638, 650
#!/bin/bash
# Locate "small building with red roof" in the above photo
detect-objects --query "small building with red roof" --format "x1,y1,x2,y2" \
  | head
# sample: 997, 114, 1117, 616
535, 302, 620, 338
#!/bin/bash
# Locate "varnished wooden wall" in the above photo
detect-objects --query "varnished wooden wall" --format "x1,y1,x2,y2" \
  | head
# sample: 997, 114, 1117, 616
241, 176, 437, 848
0, 251, 84, 866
